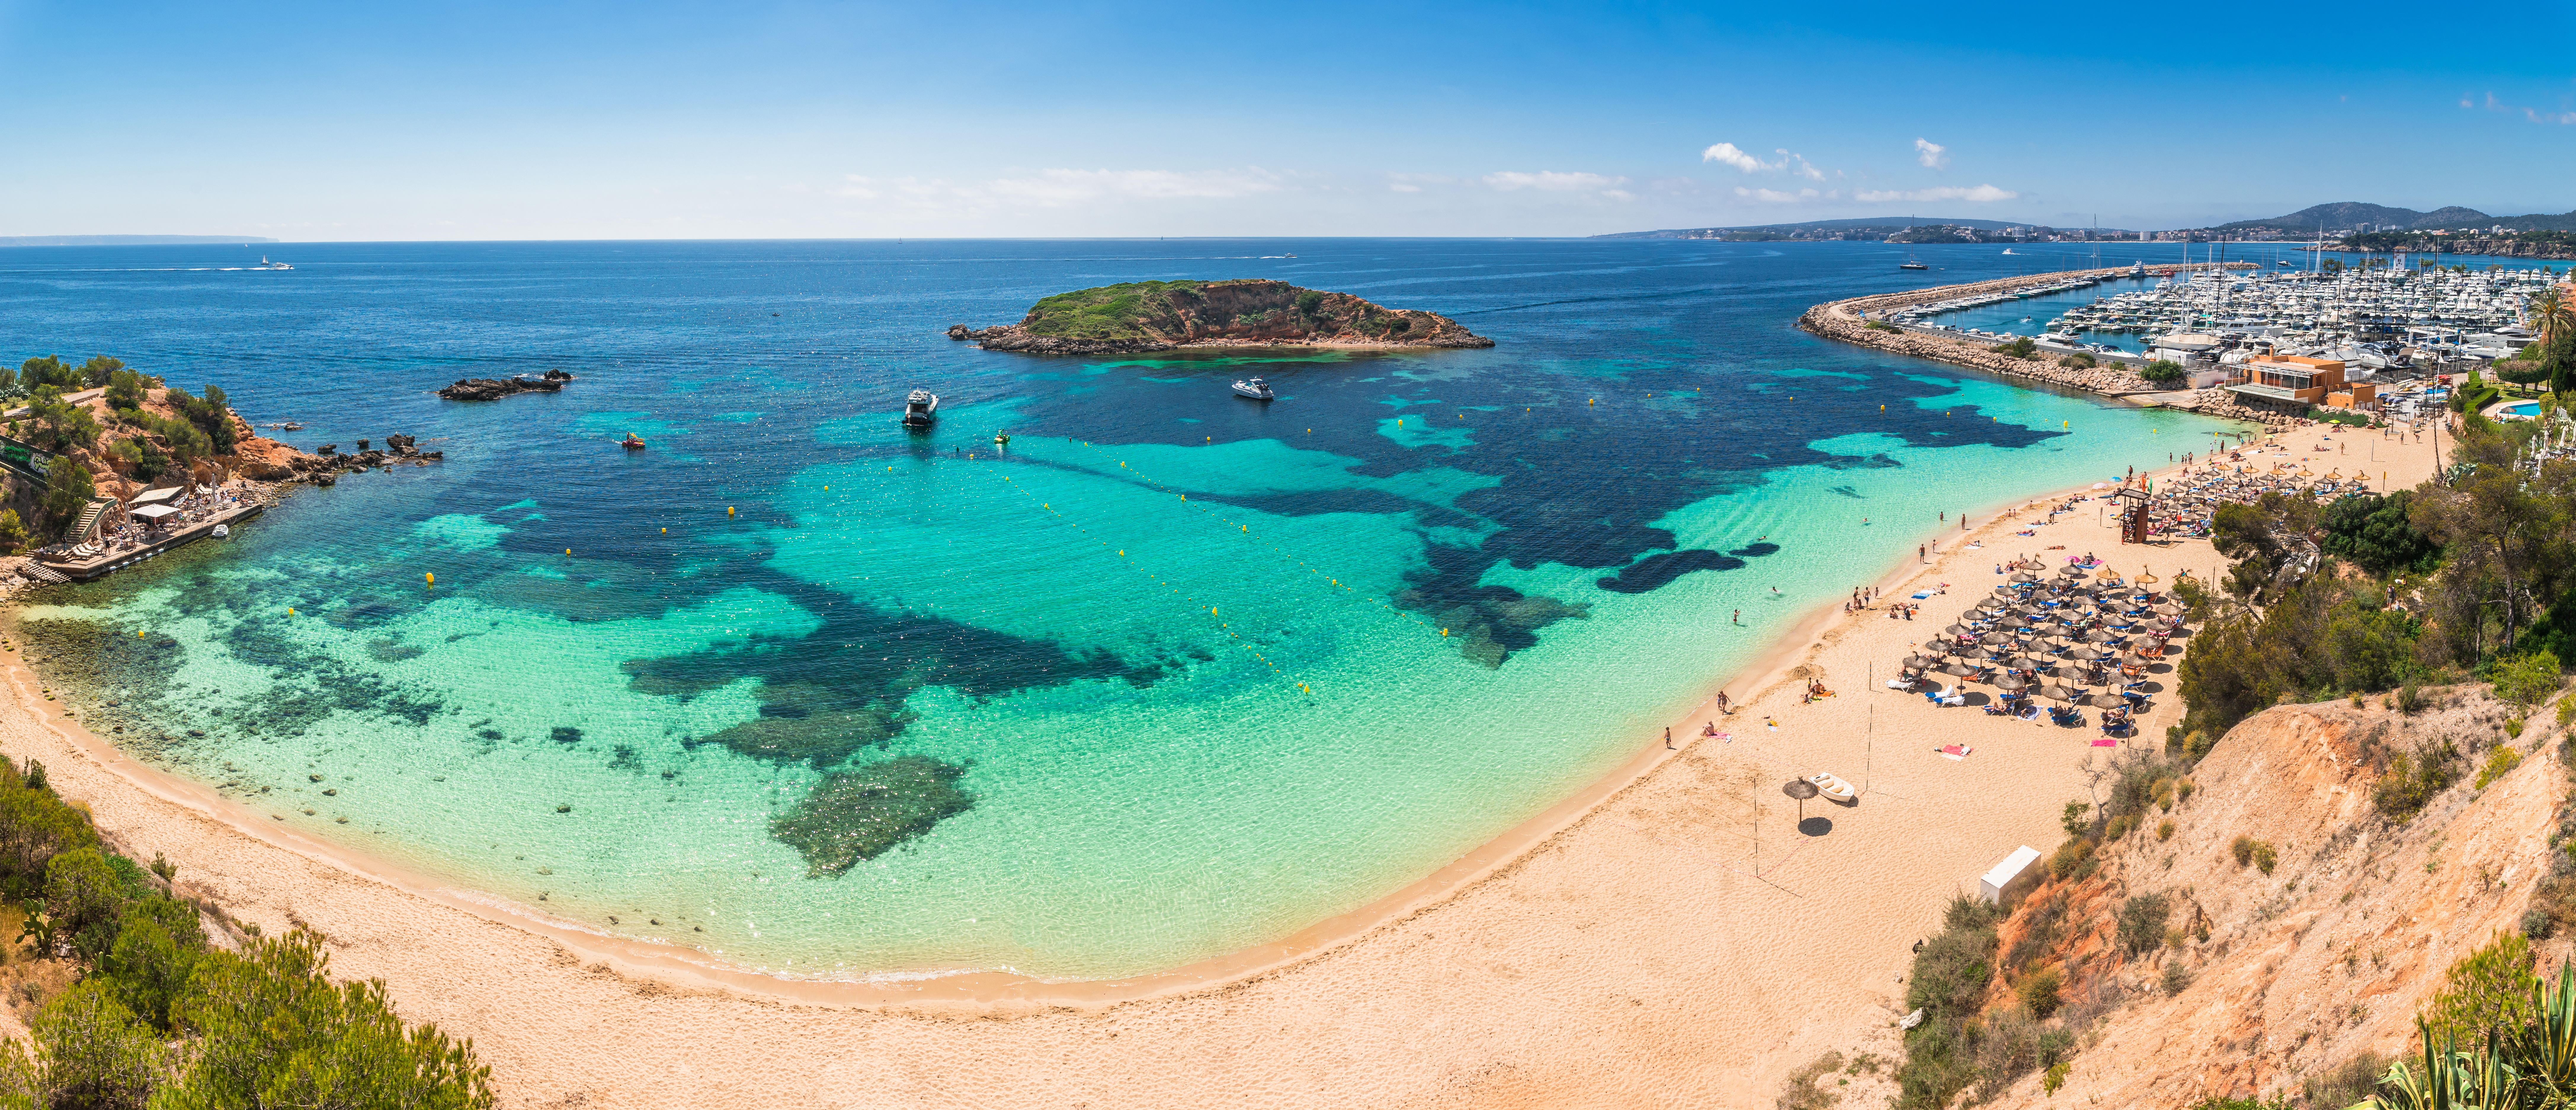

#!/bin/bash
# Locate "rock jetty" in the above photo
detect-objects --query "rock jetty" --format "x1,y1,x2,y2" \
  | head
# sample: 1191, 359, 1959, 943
948, 279, 1493, 354
438, 369, 574, 401
1799, 265, 2297, 428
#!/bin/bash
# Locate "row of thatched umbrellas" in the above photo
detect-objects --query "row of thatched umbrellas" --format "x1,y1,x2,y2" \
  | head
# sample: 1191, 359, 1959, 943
1899, 559, 2190, 710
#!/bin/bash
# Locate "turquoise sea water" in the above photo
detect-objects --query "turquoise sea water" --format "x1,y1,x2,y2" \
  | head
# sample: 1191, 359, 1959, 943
0, 240, 2234, 979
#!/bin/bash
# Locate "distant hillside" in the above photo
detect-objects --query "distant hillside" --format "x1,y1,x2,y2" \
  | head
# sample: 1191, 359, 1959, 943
1598, 217, 2072, 238
0, 235, 278, 247
2211, 202, 2576, 233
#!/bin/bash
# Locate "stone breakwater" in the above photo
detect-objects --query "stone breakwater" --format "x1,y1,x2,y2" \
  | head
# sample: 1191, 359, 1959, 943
1798, 265, 2296, 428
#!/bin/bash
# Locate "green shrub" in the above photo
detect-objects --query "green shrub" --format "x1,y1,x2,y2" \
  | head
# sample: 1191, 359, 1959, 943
2157, 820, 2175, 842
2495, 651, 2565, 712
41, 456, 95, 537
1777, 1051, 1844, 1110
2017, 966, 2064, 1018
0, 509, 28, 555
2231, 836, 2256, 866
2475, 745, 2525, 789
2374, 742, 2459, 822
2254, 842, 2279, 875
1994, 337, 2038, 359
2422, 932, 2537, 1050
162, 928, 494, 1109
2141, 359, 2186, 384
2117, 893, 2171, 955
2162, 962, 2192, 996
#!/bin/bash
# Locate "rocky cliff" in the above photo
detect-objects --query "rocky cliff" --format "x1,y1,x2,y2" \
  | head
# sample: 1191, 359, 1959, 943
1979, 690, 2568, 1107
946, 279, 1494, 354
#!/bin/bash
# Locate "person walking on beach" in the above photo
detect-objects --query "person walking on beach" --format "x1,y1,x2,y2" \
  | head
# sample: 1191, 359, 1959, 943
1919, 544, 1927, 563
1716, 690, 1731, 714
1665, 725, 1673, 750
1732, 608, 1740, 625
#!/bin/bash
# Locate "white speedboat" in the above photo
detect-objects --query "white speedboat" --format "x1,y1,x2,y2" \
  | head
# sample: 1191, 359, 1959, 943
1807, 772, 1857, 803
211, 525, 229, 538
901, 388, 939, 428
1232, 377, 1274, 401
252, 256, 292, 271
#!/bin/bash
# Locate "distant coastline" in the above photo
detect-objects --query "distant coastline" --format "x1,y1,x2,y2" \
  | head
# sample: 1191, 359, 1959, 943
0, 235, 279, 247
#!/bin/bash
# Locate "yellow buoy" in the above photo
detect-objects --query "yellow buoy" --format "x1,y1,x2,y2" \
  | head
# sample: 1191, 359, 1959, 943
728, 506, 736, 516
565, 548, 571, 555
425, 572, 434, 585
137, 631, 145, 638
661, 527, 667, 534
1440, 628, 1449, 637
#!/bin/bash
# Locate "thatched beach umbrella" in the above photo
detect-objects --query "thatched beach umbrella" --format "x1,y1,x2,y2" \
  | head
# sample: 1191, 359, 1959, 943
1943, 623, 1972, 636
2039, 685, 2079, 703
1940, 662, 1977, 678
1904, 654, 1941, 670
2064, 645, 2104, 661
1783, 778, 1819, 822
2087, 693, 2130, 710
2084, 629, 2117, 644
2010, 571, 2039, 583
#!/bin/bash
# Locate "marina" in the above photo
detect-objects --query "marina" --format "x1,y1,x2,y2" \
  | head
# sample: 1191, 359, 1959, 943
1886, 256, 2563, 378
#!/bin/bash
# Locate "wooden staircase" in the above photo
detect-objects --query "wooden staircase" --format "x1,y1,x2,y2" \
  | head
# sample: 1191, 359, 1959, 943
65, 499, 110, 545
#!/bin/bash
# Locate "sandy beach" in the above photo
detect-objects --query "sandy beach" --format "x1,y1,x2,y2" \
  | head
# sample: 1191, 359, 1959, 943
0, 414, 2449, 1107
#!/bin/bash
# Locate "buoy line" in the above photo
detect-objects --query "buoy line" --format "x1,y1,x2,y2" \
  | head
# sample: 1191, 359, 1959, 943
1054, 437, 1455, 641
961, 456, 1323, 696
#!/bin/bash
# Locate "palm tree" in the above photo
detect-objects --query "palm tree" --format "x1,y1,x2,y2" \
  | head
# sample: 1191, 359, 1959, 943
2534, 286, 2576, 398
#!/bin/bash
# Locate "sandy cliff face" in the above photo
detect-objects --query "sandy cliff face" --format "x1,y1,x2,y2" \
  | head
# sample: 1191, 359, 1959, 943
1989, 691, 2564, 1107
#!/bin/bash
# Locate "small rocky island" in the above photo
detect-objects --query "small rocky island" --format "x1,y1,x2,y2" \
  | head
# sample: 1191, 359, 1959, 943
437, 369, 574, 401
947, 279, 1494, 354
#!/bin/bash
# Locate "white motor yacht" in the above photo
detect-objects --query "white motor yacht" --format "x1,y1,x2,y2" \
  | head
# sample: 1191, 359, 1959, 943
1232, 376, 1275, 401
901, 388, 939, 428
252, 256, 292, 271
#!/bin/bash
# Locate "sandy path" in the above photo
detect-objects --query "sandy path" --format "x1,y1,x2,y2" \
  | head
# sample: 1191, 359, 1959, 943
0, 417, 2442, 1108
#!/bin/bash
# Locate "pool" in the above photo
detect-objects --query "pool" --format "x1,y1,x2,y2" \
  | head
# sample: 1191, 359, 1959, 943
2503, 401, 2541, 418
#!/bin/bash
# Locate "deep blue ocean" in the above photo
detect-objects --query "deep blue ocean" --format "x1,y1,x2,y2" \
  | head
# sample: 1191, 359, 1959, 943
0, 238, 2232, 979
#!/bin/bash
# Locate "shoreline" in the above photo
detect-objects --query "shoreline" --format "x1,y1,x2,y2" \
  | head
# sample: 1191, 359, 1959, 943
0, 439, 2247, 1009
0, 416, 2455, 1108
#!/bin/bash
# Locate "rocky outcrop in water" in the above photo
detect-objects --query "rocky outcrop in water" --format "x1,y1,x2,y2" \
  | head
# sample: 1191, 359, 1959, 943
437, 369, 574, 401
947, 279, 1494, 354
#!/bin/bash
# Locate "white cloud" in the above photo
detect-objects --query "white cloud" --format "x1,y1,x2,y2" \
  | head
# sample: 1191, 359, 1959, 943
1386, 173, 1456, 193
1913, 138, 1949, 170
2529, 107, 2576, 125
1783, 151, 1827, 181
1735, 187, 1831, 204
982, 168, 1286, 204
1482, 170, 1629, 192
1701, 143, 1776, 173
1855, 184, 2019, 203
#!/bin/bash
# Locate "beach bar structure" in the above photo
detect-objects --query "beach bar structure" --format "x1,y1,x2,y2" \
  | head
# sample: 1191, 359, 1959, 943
1978, 845, 2042, 905
2224, 356, 2350, 415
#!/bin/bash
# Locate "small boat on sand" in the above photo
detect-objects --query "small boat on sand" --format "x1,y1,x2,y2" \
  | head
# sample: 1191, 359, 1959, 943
1807, 772, 1857, 803
1232, 377, 1274, 401
902, 389, 940, 428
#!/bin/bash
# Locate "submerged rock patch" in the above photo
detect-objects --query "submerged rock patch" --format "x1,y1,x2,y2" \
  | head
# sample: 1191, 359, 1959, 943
770, 756, 976, 877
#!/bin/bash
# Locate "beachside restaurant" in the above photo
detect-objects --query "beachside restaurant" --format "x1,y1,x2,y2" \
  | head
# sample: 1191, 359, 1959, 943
2225, 356, 2351, 415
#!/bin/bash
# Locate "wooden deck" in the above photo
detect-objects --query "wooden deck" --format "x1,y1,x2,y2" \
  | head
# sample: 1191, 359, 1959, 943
36, 503, 265, 581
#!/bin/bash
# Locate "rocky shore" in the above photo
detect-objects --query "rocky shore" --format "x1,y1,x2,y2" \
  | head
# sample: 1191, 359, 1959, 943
436, 370, 573, 401
1798, 265, 2298, 428
233, 434, 442, 486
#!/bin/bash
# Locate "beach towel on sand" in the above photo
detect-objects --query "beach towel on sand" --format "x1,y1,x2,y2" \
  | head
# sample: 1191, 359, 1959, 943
2091, 738, 2119, 747
1937, 744, 1971, 760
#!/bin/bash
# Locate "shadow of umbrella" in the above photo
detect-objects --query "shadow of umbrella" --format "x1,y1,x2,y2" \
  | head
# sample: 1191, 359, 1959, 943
1783, 778, 1819, 825
1798, 816, 1834, 837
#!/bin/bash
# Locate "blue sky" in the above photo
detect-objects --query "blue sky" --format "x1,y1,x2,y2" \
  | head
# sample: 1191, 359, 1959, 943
2, 0, 2571, 240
